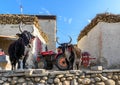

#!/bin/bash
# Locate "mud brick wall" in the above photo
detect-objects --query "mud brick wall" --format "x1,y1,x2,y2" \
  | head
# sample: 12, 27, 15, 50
0, 69, 120, 85
78, 22, 120, 69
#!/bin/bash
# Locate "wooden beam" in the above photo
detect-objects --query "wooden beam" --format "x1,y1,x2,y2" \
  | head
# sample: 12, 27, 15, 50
0, 35, 17, 39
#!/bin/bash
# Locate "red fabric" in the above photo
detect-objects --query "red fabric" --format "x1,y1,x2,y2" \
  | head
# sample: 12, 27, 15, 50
0, 52, 5, 56
36, 37, 42, 53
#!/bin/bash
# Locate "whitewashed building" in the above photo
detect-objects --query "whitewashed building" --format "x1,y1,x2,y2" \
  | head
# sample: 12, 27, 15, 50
0, 14, 49, 69
77, 13, 120, 69
36, 15, 56, 51
0, 14, 48, 54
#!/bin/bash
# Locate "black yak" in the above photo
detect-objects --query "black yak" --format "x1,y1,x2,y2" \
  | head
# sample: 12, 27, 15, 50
8, 23, 35, 70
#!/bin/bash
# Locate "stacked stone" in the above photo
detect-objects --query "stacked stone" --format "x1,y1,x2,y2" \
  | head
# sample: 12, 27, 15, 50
0, 69, 120, 85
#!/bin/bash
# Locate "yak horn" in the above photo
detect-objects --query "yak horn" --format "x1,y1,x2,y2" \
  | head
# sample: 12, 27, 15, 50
19, 22, 34, 33
19, 22, 23, 33
68, 36, 72, 44
56, 37, 61, 45
30, 26, 34, 33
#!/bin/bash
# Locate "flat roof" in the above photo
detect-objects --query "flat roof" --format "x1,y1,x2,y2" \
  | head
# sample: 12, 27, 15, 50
77, 13, 120, 41
35, 15, 56, 20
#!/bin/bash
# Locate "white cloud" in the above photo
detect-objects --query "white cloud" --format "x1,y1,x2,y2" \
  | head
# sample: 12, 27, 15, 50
64, 17, 67, 22
87, 19, 91, 23
68, 18, 72, 24
58, 15, 72, 24
41, 8, 51, 15
39, 11, 44, 14
58, 16, 62, 18
58, 16, 62, 20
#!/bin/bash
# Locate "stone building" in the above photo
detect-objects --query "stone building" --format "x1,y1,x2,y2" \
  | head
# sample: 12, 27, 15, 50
77, 13, 120, 69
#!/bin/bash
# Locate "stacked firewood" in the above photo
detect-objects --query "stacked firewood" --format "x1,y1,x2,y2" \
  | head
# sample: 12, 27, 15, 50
0, 14, 48, 42
0, 14, 35, 24
77, 13, 120, 41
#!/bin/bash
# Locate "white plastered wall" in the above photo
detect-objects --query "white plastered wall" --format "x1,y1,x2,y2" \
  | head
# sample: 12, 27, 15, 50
101, 22, 120, 68
32, 25, 46, 57
78, 22, 120, 68
78, 23, 101, 60
38, 19, 56, 51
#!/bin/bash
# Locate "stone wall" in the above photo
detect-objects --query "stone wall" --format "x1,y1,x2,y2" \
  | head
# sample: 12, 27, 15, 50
0, 69, 120, 85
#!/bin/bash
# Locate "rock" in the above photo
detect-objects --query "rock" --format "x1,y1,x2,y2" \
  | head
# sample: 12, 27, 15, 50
2, 83, 10, 85
95, 77, 101, 82
2, 77, 7, 81
27, 81, 34, 85
16, 84, 21, 85
42, 76, 48, 80
49, 71, 69, 76
90, 78, 95, 83
116, 80, 120, 85
0, 80, 4, 83
107, 75, 113, 79
86, 75, 91, 78
98, 74, 108, 81
112, 75, 118, 80
102, 73, 107, 77
66, 77, 73, 80
63, 81, 70, 85
24, 69, 33, 76
81, 78, 91, 85
47, 79, 54, 84
13, 77, 18, 80
61, 78, 66, 82
7, 78, 12, 82
35, 77, 40, 82
118, 75, 120, 79
36, 84, 45, 85
91, 74, 98, 77
57, 82, 62, 85
11, 80, 17, 85
71, 79, 78, 85
22, 83, 27, 85
56, 74, 64, 78
75, 76, 78, 78
78, 78, 82, 84
91, 84, 95, 85
69, 70, 82, 74
33, 69, 46, 74
40, 80, 46, 83
105, 79, 115, 85
31, 78, 35, 81
49, 74, 56, 78
65, 74, 73, 77
54, 78, 60, 83
26, 78, 31, 81
18, 78, 25, 83
96, 82, 105, 85
91, 66, 103, 71
80, 74, 85, 79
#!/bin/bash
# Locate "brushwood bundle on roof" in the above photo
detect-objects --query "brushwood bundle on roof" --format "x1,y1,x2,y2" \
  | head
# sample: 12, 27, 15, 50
0, 14, 48, 42
77, 13, 120, 41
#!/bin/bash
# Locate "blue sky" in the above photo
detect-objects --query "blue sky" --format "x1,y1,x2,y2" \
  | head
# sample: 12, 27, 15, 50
0, 0, 120, 44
